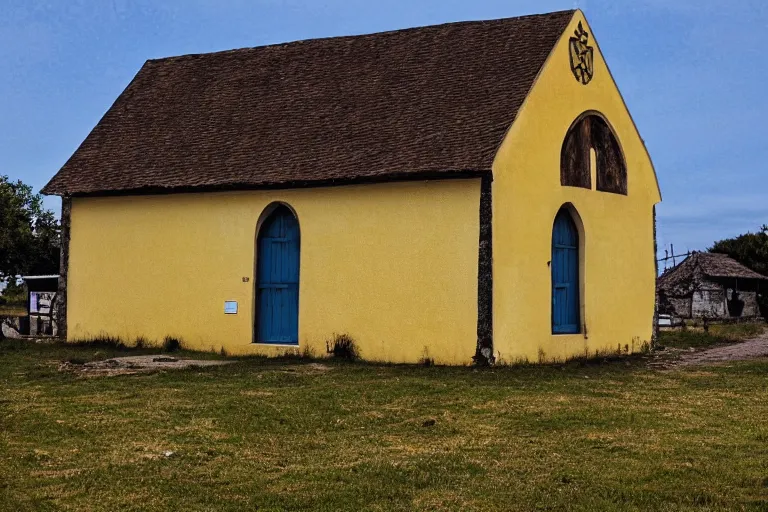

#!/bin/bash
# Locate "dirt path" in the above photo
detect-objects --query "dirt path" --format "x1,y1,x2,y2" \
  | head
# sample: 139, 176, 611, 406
654, 331, 768, 368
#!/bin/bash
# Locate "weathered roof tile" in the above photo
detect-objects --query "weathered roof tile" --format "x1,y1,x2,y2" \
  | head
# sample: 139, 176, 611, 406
43, 10, 574, 196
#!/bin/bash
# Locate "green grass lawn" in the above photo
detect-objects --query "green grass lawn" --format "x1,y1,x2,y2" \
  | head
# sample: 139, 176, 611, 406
659, 322, 765, 349
1, 341, 767, 511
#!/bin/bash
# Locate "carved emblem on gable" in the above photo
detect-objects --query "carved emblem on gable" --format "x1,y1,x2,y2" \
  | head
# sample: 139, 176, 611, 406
569, 22, 594, 85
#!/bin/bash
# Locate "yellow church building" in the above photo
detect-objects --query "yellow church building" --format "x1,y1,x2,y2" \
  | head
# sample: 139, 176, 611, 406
43, 9, 661, 365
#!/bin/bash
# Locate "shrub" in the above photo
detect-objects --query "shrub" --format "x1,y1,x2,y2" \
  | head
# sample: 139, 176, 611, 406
70, 335, 126, 350
418, 347, 435, 367
326, 333, 359, 361
419, 356, 435, 367
162, 336, 183, 352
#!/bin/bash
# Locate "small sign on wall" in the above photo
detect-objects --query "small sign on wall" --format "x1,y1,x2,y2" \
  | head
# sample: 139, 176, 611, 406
224, 301, 238, 314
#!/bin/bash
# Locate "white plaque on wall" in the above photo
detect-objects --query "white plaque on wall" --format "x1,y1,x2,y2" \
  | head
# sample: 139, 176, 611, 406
224, 301, 238, 314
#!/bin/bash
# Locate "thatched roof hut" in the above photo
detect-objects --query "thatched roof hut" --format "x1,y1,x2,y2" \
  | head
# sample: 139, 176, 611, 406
658, 252, 767, 320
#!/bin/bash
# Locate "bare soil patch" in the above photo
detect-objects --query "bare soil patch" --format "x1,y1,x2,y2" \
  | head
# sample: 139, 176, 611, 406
59, 354, 233, 376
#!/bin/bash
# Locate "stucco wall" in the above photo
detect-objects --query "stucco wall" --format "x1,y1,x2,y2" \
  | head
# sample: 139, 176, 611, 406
667, 297, 692, 319
692, 290, 727, 318
67, 179, 481, 364
661, 276, 763, 320
692, 278, 761, 319
491, 11, 661, 362
737, 292, 761, 318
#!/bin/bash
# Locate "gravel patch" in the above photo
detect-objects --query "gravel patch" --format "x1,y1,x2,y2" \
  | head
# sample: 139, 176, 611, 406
650, 331, 768, 369
676, 332, 768, 366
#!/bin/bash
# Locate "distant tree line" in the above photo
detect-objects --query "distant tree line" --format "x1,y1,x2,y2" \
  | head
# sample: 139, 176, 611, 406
0, 175, 60, 289
709, 224, 768, 277
709, 224, 768, 316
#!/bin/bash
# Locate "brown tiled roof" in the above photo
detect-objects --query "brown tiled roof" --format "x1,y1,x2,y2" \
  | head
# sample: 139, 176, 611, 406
658, 252, 768, 291
42, 10, 575, 196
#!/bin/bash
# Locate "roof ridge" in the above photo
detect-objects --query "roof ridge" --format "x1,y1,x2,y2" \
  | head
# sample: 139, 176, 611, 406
146, 10, 577, 64
43, 9, 575, 195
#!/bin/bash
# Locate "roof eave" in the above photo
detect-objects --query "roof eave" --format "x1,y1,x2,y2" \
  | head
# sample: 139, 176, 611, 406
705, 273, 768, 281
44, 169, 491, 198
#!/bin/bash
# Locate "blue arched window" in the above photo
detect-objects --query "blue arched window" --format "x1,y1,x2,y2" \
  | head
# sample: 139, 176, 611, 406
551, 208, 581, 334
255, 205, 300, 344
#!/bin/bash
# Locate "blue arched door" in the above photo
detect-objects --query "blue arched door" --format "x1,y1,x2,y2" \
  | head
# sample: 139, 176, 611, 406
256, 206, 300, 344
552, 209, 580, 334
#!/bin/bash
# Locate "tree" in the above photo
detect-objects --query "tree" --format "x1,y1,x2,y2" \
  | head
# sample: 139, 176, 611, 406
708, 225, 768, 276
0, 176, 60, 284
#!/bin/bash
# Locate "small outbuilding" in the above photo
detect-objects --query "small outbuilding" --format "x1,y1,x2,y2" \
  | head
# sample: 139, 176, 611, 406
658, 253, 767, 322
21, 275, 60, 336
42, 10, 661, 364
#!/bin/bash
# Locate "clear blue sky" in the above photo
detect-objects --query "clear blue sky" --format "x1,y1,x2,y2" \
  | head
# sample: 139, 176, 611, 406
2, 0, 766, 257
